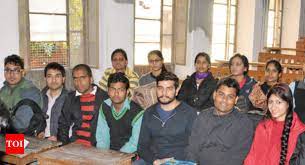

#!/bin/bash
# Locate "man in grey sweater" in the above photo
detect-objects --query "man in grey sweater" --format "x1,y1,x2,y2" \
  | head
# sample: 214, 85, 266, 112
186, 77, 255, 165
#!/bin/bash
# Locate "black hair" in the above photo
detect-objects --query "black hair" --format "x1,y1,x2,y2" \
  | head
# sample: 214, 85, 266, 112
44, 62, 66, 77
156, 72, 179, 89
72, 64, 92, 77
148, 50, 167, 73
215, 77, 240, 96
4, 54, 24, 69
111, 48, 128, 61
229, 53, 249, 75
194, 52, 211, 65
107, 72, 130, 90
266, 83, 293, 165
266, 59, 283, 73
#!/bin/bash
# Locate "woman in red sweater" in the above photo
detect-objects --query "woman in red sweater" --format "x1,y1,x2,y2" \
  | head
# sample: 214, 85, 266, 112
244, 83, 305, 165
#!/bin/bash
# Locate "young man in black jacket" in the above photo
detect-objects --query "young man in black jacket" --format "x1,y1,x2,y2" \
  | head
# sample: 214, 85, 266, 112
137, 72, 197, 165
57, 64, 108, 147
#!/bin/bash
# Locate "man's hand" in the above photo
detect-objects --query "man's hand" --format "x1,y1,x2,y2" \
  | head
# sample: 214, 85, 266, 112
48, 136, 57, 141
37, 132, 45, 139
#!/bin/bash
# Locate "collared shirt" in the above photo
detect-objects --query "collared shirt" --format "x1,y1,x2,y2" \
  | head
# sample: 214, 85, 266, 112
75, 86, 97, 96
289, 78, 305, 107
45, 89, 61, 137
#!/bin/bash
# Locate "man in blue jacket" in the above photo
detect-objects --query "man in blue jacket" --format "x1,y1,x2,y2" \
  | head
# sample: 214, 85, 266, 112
137, 72, 197, 165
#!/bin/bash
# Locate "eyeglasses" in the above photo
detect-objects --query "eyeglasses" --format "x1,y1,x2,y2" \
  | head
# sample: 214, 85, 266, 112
148, 59, 162, 64
4, 68, 22, 74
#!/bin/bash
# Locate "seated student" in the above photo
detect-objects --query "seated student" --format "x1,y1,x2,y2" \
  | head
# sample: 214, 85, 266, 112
0, 54, 42, 134
39, 62, 68, 141
96, 72, 143, 153
99, 48, 139, 93
139, 50, 167, 86
57, 64, 108, 146
289, 64, 305, 123
136, 72, 197, 165
249, 60, 282, 113
186, 77, 255, 165
177, 52, 217, 112
229, 53, 256, 112
244, 83, 305, 165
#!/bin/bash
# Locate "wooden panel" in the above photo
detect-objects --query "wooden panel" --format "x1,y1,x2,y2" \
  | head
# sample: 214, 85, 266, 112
36, 143, 134, 165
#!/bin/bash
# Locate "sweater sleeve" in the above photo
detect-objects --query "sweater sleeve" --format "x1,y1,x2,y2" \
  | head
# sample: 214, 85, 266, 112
96, 108, 110, 149
137, 111, 154, 163
120, 111, 144, 153
185, 116, 202, 163
57, 96, 73, 145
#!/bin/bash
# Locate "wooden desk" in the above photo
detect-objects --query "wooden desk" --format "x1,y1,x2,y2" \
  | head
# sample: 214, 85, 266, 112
36, 143, 135, 165
0, 136, 61, 165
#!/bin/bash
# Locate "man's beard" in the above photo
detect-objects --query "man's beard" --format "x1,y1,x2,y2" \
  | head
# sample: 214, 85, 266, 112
157, 96, 176, 105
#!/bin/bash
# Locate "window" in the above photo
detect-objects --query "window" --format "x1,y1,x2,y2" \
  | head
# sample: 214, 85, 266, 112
211, 0, 237, 61
134, 0, 173, 65
19, 0, 99, 69
266, 0, 282, 47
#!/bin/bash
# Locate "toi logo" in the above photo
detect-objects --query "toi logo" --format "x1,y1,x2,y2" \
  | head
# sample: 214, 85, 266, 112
5, 134, 24, 154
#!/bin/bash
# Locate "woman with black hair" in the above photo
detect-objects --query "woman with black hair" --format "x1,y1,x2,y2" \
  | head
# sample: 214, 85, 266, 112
229, 53, 256, 111
177, 52, 217, 112
249, 60, 282, 113
139, 50, 167, 86
244, 83, 305, 165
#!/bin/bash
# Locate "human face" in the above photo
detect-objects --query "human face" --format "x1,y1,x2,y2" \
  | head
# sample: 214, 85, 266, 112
148, 54, 163, 72
195, 56, 210, 73
213, 85, 238, 115
157, 80, 178, 105
112, 53, 128, 72
73, 69, 93, 94
4, 63, 24, 87
230, 57, 247, 76
108, 82, 128, 106
265, 63, 281, 85
268, 94, 289, 121
45, 69, 65, 91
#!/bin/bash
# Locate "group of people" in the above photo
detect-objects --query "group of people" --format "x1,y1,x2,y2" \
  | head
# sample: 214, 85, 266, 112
0, 48, 305, 165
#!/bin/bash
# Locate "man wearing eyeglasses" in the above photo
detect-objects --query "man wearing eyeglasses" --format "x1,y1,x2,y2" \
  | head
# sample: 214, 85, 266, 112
96, 72, 143, 153
0, 54, 42, 133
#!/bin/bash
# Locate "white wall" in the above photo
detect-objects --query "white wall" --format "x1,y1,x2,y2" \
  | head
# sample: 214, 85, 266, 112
0, 0, 19, 85
235, 0, 256, 62
175, 28, 211, 79
281, 0, 301, 53
92, 0, 134, 84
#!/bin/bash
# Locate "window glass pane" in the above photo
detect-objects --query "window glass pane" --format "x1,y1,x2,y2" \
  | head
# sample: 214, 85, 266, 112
135, 19, 160, 42
212, 25, 226, 43
267, 27, 274, 47
163, 6, 172, 35
162, 36, 172, 63
231, 0, 237, 5
269, 0, 275, 10
229, 25, 235, 43
230, 6, 236, 25
213, 4, 227, 24
29, 0, 66, 13
228, 44, 235, 60
135, 43, 160, 65
212, 44, 226, 61
30, 14, 67, 41
135, 0, 161, 19
163, 0, 172, 6
214, 0, 227, 4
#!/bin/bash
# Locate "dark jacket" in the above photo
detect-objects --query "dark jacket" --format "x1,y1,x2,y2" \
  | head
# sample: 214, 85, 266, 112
41, 87, 69, 137
137, 102, 197, 164
290, 132, 305, 165
57, 85, 108, 146
235, 75, 256, 112
186, 107, 255, 165
177, 72, 217, 111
